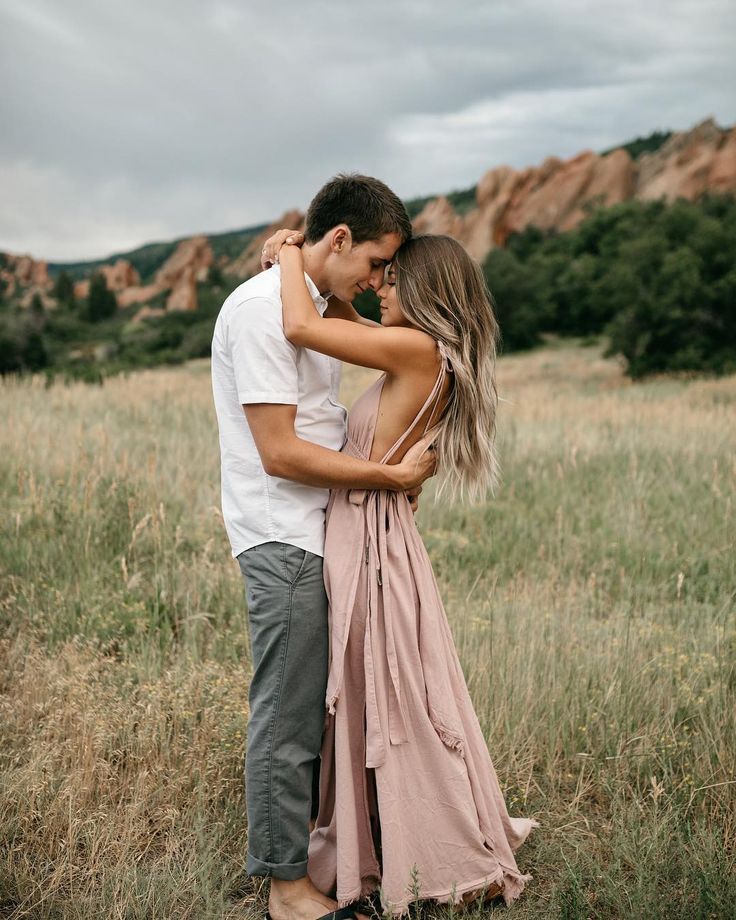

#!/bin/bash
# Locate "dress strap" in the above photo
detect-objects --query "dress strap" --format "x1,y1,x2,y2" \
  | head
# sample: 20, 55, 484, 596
422, 341, 454, 436
437, 339, 453, 373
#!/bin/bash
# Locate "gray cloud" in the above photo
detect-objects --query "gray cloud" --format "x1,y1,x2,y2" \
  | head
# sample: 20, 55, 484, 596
1, 0, 734, 260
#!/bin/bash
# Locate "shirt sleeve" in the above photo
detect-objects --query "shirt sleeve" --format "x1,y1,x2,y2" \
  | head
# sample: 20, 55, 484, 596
228, 297, 299, 405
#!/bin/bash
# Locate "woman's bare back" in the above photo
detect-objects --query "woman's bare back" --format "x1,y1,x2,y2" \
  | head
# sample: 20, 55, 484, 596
368, 344, 452, 464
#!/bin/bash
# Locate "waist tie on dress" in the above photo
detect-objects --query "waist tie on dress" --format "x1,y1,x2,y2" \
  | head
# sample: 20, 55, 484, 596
349, 487, 409, 768
326, 341, 453, 768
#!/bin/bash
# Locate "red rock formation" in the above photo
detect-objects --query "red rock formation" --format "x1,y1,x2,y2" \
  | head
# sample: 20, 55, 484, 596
412, 118, 734, 262
73, 280, 89, 300
18, 255, 50, 287
501, 148, 636, 238
166, 266, 198, 312
228, 209, 305, 279
462, 166, 518, 258
74, 263, 140, 302
708, 129, 736, 192
117, 283, 160, 308
19, 288, 55, 311
131, 305, 166, 324
74, 237, 213, 313
412, 196, 464, 238
7, 118, 733, 314
100, 259, 140, 292
0, 252, 51, 298
637, 118, 736, 202
155, 235, 213, 289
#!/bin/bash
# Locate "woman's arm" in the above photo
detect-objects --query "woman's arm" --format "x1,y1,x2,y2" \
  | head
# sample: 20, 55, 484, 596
279, 246, 434, 374
260, 229, 377, 325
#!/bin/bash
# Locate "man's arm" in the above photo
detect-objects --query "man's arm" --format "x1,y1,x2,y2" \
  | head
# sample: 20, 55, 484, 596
228, 293, 434, 492
244, 403, 433, 492
324, 295, 380, 328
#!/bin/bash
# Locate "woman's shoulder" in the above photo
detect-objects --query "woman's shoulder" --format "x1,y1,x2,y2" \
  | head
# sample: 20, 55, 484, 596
382, 327, 443, 379
388, 326, 440, 356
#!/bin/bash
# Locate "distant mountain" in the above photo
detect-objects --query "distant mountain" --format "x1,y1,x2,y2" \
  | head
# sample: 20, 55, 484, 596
221, 118, 736, 279
38, 126, 691, 278
3, 117, 734, 319
47, 222, 268, 283
600, 129, 672, 159
411, 118, 735, 263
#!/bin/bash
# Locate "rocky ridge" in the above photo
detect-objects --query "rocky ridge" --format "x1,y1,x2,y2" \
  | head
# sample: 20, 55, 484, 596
2, 118, 734, 318
229, 119, 735, 271
413, 118, 736, 262
0, 253, 51, 299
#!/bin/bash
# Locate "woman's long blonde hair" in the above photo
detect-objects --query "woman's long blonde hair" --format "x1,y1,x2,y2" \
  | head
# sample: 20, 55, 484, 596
392, 235, 500, 502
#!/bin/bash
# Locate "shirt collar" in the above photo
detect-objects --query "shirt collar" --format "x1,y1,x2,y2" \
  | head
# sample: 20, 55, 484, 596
272, 264, 330, 316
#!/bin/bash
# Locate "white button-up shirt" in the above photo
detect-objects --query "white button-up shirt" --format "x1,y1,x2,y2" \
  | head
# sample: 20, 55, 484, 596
211, 266, 346, 558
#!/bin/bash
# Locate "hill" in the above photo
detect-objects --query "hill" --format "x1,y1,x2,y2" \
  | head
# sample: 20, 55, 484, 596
1, 118, 734, 381
46, 222, 269, 283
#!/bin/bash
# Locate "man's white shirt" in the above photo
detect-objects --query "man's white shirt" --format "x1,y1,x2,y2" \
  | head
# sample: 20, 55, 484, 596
211, 266, 346, 558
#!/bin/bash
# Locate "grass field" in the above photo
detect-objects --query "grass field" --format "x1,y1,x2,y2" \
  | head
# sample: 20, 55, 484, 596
1, 343, 734, 919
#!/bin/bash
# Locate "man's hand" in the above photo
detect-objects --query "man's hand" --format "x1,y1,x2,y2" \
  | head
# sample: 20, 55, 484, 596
261, 229, 305, 270
406, 484, 422, 514
394, 433, 437, 491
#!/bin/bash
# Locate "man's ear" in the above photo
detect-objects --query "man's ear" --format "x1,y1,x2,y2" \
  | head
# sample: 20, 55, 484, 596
330, 224, 352, 253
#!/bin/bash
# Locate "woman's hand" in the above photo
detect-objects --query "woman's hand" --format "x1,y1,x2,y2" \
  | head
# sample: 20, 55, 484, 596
261, 229, 305, 270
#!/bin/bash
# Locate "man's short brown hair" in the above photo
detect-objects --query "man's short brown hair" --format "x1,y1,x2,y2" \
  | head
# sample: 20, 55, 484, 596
304, 173, 412, 246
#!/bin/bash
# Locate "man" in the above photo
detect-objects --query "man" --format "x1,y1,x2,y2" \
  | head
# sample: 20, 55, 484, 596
211, 175, 434, 920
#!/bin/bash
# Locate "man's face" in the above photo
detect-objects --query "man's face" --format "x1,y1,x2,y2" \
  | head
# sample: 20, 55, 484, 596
326, 230, 403, 303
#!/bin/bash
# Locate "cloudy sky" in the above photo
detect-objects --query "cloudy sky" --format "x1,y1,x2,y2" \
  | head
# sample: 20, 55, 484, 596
2, 0, 734, 262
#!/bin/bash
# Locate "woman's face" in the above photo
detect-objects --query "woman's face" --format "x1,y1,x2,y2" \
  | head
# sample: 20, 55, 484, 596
377, 265, 411, 328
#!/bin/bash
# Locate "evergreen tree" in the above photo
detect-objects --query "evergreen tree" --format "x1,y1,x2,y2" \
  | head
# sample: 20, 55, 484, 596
483, 248, 549, 350
490, 194, 736, 376
207, 263, 224, 288
87, 273, 117, 322
54, 270, 75, 308
30, 292, 45, 319
0, 320, 22, 374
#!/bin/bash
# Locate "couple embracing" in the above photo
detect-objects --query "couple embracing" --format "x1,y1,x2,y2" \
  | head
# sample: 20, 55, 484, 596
211, 174, 536, 920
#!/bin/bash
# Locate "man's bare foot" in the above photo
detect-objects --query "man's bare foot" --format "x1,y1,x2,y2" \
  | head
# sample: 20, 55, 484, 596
268, 876, 349, 920
460, 880, 503, 907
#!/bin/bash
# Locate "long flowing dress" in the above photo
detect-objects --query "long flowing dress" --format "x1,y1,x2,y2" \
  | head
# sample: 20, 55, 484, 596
308, 344, 537, 915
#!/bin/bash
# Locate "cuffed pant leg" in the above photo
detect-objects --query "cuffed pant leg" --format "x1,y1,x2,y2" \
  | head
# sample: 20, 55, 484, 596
237, 542, 329, 880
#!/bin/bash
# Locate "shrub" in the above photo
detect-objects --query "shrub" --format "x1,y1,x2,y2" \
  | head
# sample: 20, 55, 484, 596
0, 314, 49, 374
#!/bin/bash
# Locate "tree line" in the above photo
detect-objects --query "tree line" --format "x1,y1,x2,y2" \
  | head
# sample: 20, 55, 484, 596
484, 194, 736, 377
1, 195, 734, 380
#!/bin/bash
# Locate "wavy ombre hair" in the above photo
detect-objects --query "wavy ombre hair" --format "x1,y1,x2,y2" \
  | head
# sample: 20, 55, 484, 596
392, 235, 501, 502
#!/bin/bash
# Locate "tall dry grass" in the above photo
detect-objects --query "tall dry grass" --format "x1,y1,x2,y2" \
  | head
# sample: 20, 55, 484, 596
1, 344, 734, 918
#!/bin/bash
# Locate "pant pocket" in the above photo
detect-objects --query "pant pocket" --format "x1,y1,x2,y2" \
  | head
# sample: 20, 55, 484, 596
280, 544, 309, 586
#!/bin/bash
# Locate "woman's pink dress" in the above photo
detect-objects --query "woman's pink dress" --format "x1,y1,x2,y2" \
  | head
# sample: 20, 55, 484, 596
308, 346, 536, 914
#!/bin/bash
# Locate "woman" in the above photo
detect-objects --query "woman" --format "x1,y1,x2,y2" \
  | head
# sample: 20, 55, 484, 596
266, 231, 536, 915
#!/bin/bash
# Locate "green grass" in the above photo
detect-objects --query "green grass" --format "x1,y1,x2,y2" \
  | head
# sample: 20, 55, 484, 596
0, 345, 734, 918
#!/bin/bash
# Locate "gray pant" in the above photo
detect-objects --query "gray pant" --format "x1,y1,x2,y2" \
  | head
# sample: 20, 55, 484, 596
237, 541, 329, 880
